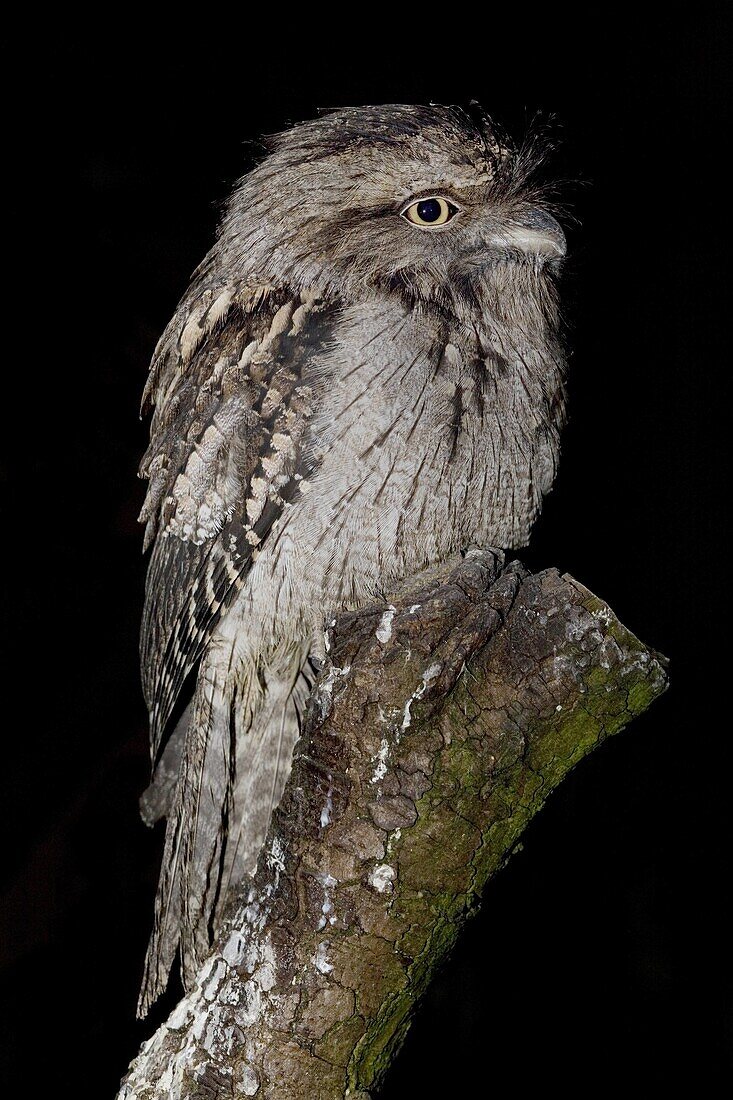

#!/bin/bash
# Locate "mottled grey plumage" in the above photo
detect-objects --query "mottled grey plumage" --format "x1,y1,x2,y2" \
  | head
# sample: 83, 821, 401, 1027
137, 103, 568, 1014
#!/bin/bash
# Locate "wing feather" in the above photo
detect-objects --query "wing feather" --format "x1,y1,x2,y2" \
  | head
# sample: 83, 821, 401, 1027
139, 273, 335, 760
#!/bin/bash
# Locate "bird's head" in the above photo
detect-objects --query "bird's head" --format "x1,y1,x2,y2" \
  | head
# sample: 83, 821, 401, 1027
219, 103, 565, 320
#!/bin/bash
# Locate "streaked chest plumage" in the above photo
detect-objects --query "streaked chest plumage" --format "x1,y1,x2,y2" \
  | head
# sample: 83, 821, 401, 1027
229, 293, 565, 646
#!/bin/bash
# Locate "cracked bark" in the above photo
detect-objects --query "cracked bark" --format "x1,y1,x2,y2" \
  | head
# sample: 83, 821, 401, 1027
118, 550, 668, 1100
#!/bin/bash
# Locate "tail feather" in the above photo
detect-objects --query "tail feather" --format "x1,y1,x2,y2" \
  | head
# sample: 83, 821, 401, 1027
137, 640, 237, 1015
137, 775, 185, 1016
137, 639, 313, 1017
221, 643, 314, 900
178, 654, 236, 984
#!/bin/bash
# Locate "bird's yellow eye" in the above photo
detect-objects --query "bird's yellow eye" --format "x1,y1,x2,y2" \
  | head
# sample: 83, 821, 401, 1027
401, 196, 459, 228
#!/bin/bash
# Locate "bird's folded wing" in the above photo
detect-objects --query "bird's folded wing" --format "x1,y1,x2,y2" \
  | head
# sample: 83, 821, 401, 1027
138, 267, 336, 761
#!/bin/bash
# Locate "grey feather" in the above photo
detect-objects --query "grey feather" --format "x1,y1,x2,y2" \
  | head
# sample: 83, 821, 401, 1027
136, 103, 568, 1014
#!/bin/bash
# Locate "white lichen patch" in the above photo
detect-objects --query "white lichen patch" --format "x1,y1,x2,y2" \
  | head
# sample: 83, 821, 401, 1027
201, 1004, 239, 1056
244, 897, 266, 932
317, 873, 338, 930
402, 663, 443, 729
166, 993, 195, 1031
377, 703, 403, 727
620, 649, 652, 676
251, 949, 277, 993
202, 959, 228, 1003
313, 661, 351, 721
237, 936, 278, 1027
368, 863, 396, 893
239, 977, 263, 1028
322, 618, 337, 655
265, 834, 287, 897
386, 828, 402, 856
237, 1063, 261, 1096
552, 651, 586, 690
317, 664, 350, 699
371, 737, 390, 784
376, 605, 396, 644
313, 941, 333, 975
320, 776, 334, 828
598, 634, 623, 671
266, 834, 286, 874
118, 929, 277, 1099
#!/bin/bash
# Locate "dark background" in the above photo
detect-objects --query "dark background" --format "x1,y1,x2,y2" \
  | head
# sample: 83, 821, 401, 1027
2, 20, 730, 1094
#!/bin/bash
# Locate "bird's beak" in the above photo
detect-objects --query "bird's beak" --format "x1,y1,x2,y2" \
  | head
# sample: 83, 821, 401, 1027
493, 209, 566, 259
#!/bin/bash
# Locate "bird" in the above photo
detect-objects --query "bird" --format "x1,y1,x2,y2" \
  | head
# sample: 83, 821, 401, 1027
136, 102, 568, 1015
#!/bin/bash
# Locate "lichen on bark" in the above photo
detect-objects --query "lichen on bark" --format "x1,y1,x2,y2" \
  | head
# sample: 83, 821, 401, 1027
118, 551, 668, 1100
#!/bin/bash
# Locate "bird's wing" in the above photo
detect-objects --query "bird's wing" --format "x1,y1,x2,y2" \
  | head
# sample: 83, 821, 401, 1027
139, 271, 334, 762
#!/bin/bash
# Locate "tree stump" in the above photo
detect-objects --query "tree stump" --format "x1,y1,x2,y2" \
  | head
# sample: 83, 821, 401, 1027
119, 550, 668, 1099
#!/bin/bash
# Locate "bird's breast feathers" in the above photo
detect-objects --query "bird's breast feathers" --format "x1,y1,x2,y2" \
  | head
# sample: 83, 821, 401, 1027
219, 295, 564, 639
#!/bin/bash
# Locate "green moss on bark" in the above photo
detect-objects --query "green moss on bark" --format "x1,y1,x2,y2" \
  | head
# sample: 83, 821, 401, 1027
347, 580, 667, 1094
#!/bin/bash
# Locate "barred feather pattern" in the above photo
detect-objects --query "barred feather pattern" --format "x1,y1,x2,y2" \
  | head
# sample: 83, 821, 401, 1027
137, 103, 569, 1014
140, 287, 332, 760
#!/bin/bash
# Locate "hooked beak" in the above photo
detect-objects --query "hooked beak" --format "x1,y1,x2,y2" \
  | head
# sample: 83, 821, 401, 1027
492, 209, 566, 260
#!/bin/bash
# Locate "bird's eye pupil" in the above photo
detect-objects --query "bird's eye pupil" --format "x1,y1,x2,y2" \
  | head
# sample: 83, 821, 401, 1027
401, 195, 458, 228
416, 199, 442, 223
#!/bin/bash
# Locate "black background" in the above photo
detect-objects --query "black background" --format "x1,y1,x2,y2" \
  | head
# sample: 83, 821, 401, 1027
2, 19, 730, 1095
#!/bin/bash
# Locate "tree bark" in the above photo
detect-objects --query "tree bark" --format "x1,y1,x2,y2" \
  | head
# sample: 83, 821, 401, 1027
118, 551, 668, 1100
